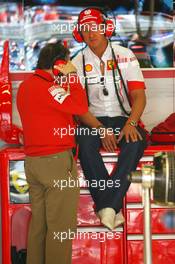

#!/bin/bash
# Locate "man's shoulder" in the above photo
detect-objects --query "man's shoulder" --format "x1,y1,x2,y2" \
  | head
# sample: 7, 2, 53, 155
18, 77, 30, 88
111, 42, 133, 57
19, 73, 40, 89
71, 46, 87, 62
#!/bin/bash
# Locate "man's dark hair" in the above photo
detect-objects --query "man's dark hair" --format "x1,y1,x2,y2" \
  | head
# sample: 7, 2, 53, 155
36, 41, 69, 69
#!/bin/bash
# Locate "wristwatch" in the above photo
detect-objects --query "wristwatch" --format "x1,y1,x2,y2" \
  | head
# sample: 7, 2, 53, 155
127, 120, 138, 127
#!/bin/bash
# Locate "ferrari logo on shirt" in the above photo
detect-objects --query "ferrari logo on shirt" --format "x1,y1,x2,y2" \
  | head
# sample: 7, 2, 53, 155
85, 64, 93, 72
107, 60, 117, 70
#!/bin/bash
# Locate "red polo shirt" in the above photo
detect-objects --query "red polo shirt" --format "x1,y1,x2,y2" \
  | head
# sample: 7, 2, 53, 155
17, 69, 88, 156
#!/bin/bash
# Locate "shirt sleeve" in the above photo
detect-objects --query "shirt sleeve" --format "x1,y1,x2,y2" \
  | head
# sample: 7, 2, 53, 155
47, 74, 88, 115
125, 49, 146, 92
71, 54, 86, 88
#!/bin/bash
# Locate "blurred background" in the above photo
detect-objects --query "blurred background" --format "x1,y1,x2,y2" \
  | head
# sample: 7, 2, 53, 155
0, 0, 174, 71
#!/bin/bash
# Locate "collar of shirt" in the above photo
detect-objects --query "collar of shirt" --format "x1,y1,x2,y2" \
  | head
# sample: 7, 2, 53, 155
86, 41, 112, 62
101, 42, 112, 61
34, 69, 54, 82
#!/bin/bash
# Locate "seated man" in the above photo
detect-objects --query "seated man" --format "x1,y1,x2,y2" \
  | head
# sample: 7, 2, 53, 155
72, 8, 147, 230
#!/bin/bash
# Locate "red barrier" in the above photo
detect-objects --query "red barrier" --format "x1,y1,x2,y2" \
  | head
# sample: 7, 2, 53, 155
0, 145, 175, 263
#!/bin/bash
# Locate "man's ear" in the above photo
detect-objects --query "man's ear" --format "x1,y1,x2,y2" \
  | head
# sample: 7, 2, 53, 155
72, 27, 84, 43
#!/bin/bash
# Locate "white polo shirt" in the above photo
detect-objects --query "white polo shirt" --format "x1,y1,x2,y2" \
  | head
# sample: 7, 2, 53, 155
72, 42, 145, 117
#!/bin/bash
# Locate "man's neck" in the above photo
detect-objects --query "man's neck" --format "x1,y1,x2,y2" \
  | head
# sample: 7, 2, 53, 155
45, 69, 54, 77
90, 39, 108, 59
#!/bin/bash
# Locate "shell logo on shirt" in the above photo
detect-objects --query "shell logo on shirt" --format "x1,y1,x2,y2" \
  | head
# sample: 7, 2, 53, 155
85, 64, 93, 72
107, 60, 117, 70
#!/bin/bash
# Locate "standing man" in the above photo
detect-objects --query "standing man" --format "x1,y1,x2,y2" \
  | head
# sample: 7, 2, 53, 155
72, 8, 147, 230
17, 41, 88, 264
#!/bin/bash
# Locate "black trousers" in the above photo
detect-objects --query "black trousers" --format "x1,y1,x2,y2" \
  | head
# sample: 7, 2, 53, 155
77, 116, 147, 213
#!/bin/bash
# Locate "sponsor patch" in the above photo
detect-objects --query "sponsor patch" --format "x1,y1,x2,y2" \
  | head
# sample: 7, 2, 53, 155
84, 9, 91, 15
130, 56, 137, 62
48, 85, 70, 104
85, 64, 93, 72
107, 60, 117, 70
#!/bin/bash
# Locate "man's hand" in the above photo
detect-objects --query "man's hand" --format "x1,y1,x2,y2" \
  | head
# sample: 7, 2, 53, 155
117, 124, 142, 144
101, 129, 118, 152
54, 61, 77, 75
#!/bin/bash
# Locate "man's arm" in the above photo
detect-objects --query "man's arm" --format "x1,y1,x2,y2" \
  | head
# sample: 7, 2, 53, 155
78, 111, 118, 152
49, 62, 88, 115
127, 89, 146, 124
118, 89, 146, 143
78, 111, 102, 128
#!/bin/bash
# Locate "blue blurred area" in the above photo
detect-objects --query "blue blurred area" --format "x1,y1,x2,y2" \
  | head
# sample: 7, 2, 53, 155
163, 211, 175, 230
0, 1, 173, 70
34, 0, 57, 4
0, 140, 5, 148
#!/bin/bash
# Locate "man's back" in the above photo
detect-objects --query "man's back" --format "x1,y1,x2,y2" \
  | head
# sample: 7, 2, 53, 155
17, 69, 88, 156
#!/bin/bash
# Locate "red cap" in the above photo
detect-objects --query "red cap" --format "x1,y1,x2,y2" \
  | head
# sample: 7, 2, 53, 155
78, 9, 104, 25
